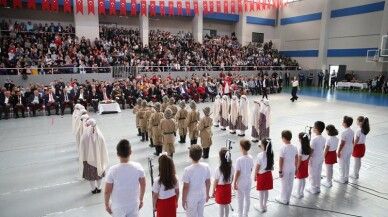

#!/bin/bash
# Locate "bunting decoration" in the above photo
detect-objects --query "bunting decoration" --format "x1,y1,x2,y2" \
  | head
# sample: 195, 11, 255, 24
76, 0, 83, 14
230, 0, 235, 13
209, 0, 214, 14
223, 0, 228, 14
237, 0, 242, 13
120, 0, 126, 16
27, 0, 36, 10
51, 0, 59, 11
159, 0, 165, 16
42, 0, 50, 11
185, 1, 191, 16
109, 0, 116, 15
150, 1, 156, 16
216, 0, 221, 13
168, 1, 174, 16
177, 1, 182, 16
193, 0, 199, 15
98, 0, 105, 15
13, 0, 22, 9
131, 0, 136, 16
203, 1, 208, 15
88, 0, 95, 15
141, 0, 147, 16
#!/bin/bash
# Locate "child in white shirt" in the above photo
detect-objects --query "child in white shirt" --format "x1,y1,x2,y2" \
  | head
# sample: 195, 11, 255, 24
307, 121, 326, 194
336, 116, 355, 184
322, 125, 339, 187
351, 116, 370, 179
293, 133, 311, 198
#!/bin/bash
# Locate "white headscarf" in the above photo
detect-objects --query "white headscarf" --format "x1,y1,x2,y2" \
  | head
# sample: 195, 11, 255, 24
75, 114, 89, 153
260, 100, 271, 128
252, 100, 261, 130
221, 95, 229, 120
239, 95, 249, 126
79, 119, 109, 177
72, 104, 85, 134
229, 95, 239, 125
213, 95, 221, 122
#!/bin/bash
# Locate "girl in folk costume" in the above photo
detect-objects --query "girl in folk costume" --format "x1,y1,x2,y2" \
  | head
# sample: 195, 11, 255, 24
254, 138, 274, 212
159, 108, 177, 158
176, 101, 188, 144
229, 95, 239, 134
152, 154, 180, 217
237, 95, 249, 137
198, 107, 213, 159
80, 119, 109, 194
351, 116, 370, 179
134, 98, 143, 136
72, 104, 83, 135
74, 109, 87, 151
75, 112, 90, 153
186, 100, 200, 145
293, 133, 311, 198
213, 95, 222, 127
258, 100, 271, 140
251, 100, 261, 143
220, 95, 229, 131
322, 125, 339, 187
212, 148, 235, 217
149, 102, 165, 156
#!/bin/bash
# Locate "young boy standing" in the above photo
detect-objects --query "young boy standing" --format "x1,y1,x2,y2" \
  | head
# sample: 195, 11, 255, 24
336, 116, 355, 184
182, 145, 211, 217
307, 121, 326, 194
104, 139, 146, 217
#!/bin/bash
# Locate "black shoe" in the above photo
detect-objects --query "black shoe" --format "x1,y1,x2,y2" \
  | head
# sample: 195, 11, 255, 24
96, 188, 102, 193
214, 125, 219, 127
221, 128, 226, 131
22, 115, 25, 118
238, 134, 245, 137
91, 188, 98, 194
252, 139, 259, 142
15, 116, 19, 119
230, 131, 236, 134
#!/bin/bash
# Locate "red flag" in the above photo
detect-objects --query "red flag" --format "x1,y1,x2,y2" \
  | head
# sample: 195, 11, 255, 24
177, 1, 182, 15
185, 1, 190, 16
0, 0, 7, 7
193, 0, 199, 15
42, 0, 50, 10
120, 0, 126, 15
209, 1, 214, 14
87, 0, 94, 14
28, 0, 36, 9
150, 0, 156, 16
237, 0, 242, 13
109, 0, 116, 15
76, 0, 83, 14
274, 0, 278, 8
250, 1, 254, 11
159, 0, 165, 16
223, 0, 228, 14
256, 0, 261, 11
51, 0, 59, 11
98, 0, 105, 14
203, 1, 208, 15
130, 0, 136, 16
230, 0, 235, 13
168, 1, 174, 16
141, 0, 146, 16
244, 0, 248, 12
13, 0, 22, 8
216, 0, 221, 13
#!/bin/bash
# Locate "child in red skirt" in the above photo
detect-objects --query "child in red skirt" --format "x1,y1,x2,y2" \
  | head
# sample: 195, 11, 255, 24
322, 125, 339, 187
351, 116, 370, 179
152, 154, 180, 217
254, 138, 274, 212
293, 133, 311, 198
212, 148, 235, 217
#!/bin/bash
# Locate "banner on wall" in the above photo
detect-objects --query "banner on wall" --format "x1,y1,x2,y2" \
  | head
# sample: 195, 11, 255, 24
149, 1, 156, 16
177, 1, 182, 16
76, 0, 83, 14
141, 0, 147, 16
256, 0, 261, 11
131, 0, 137, 16
120, 0, 126, 16
98, 0, 105, 15
223, 0, 228, 14
159, 0, 166, 16
216, 0, 221, 13
185, 1, 191, 16
109, 0, 116, 15
27, 0, 36, 10
42, 0, 50, 11
88, 0, 95, 15
230, 0, 235, 13
51, 0, 59, 12
250, 0, 254, 11
194, 1, 199, 15
244, 0, 248, 12
13, 0, 22, 9
209, 0, 214, 14
238, 0, 242, 13
168, 1, 174, 16
203, 1, 208, 15
0, 0, 7, 7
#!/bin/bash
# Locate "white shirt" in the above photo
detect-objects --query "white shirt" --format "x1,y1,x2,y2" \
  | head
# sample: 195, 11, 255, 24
298, 147, 310, 161
235, 155, 254, 178
310, 135, 326, 160
182, 163, 211, 197
256, 152, 270, 174
340, 128, 355, 154
326, 136, 339, 151
292, 80, 299, 87
106, 162, 145, 210
4, 97, 9, 104
355, 128, 366, 144
33, 95, 39, 104
152, 176, 179, 200
214, 166, 235, 185
279, 144, 298, 173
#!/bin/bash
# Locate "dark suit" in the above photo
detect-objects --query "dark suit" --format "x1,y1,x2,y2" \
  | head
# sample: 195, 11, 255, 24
75, 92, 87, 109
147, 87, 161, 102
12, 95, 26, 117
112, 89, 125, 109
58, 91, 74, 115
44, 93, 59, 115
0, 95, 13, 119
28, 94, 43, 116
176, 86, 189, 101
123, 87, 135, 108
206, 86, 216, 102
89, 92, 100, 112
262, 79, 270, 99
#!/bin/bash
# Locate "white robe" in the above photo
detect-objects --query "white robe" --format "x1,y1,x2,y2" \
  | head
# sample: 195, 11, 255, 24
259, 101, 271, 129
221, 97, 229, 121
75, 115, 89, 153
213, 96, 221, 123
229, 97, 239, 126
239, 97, 249, 127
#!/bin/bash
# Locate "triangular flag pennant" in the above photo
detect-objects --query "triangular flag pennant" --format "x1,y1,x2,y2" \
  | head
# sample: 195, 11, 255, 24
159, 0, 165, 16
185, 1, 191, 16
109, 0, 116, 15
76, 0, 84, 14
88, 0, 95, 15
223, 0, 228, 14
98, 0, 105, 15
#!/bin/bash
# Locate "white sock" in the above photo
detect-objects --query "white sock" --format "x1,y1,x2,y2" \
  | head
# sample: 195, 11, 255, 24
224, 205, 229, 217
299, 179, 305, 195
89, 181, 96, 190
240, 130, 245, 134
326, 164, 333, 182
219, 205, 224, 217
96, 179, 102, 190
263, 191, 268, 208
354, 158, 361, 176
259, 191, 264, 208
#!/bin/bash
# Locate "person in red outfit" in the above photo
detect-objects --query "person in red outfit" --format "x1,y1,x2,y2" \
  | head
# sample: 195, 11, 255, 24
197, 83, 207, 103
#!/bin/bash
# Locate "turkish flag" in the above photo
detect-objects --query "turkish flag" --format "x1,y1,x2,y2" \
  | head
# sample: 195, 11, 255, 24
0, 0, 7, 7
203, 1, 208, 15
130, 0, 136, 15
244, 0, 248, 12
109, 0, 116, 15
98, 0, 105, 14
168, 1, 173, 16
120, 0, 126, 15
141, 0, 146, 16
237, 0, 242, 13
209, 1, 214, 14
193, 1, 199, 15
256, 0, 261, 11
159, 0, 165, 16
250, 1, 254, 11
87, 0, 94, 14
177, 1, 182, 15
185, 1, 190, 16
13, 0, 22, 8
150, 0, 156, 16
28, 0, 36, 9
223, 0, 228, 14
76, 0, 83, 14
216, 0, 221, 13
51, 0, 59, 11
42, 0, 50, 10
230, 0, 235, 13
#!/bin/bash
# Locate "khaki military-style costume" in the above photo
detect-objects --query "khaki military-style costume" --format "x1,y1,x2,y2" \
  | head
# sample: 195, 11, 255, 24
186, 101, 200, 145
159, 108, 177, 157
175, 101, 188, 143
149, 102, 164, 156
198, 107, 213, 159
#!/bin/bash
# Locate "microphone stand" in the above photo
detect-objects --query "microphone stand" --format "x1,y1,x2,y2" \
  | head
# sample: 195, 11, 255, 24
148, 156, 156, 217
305, 126, 313, 138
225, 139, 234, 212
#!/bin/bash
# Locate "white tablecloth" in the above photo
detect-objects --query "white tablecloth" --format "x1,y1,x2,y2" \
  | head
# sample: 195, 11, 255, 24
98, 103, 122, 115
337, 82, 368, 89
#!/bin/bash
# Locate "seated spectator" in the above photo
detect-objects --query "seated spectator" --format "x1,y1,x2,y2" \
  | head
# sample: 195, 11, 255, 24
58, 87, 74, 115
0, 90, 13, 119
13, 90, 26, 118
44, 88, 59, 116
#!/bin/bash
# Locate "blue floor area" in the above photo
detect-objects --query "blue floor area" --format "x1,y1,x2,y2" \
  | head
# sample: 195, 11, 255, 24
282, 87, 388, 107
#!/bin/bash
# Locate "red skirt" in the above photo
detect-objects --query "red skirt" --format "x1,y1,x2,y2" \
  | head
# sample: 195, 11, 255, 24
325, 151, 337, 164
295, 159, 309, 179
352, 144, 366, 158
156, 195, 177, 217
256, 171, 273, 190
215, 184, 231, 204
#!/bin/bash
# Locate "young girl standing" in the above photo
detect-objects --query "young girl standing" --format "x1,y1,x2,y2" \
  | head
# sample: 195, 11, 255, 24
322, 125, 339, 187
152, 154, 180, 217
293, 133, 311, 198
213, 148, 235, 217
254, 138, 274, 212
337, 116, 354, 184
351, 116, 370, 179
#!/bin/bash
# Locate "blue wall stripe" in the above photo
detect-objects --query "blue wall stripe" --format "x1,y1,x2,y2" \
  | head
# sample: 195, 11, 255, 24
246, 16, 276, 26
331, 1, 385, 18
280, 13, 322, 25
279, 50, 319, 57
327, 48, 378, 57
203, 13, 239, 22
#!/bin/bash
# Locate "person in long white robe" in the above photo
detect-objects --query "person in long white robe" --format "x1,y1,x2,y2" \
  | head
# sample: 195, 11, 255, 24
251, 100, 261, 142
74, 109, 88, 152
79, 119, 109, 194
75, 114, 89, 153
229, 95, 239, 134
237, 95, 249, 136
213, 95, 221, 127
72, 104, 84, 135
220, 95, 229, 130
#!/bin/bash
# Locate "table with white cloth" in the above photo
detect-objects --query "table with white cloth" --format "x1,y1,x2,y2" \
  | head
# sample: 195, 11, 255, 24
337, 82, 368, 90
98, 103, 122, 115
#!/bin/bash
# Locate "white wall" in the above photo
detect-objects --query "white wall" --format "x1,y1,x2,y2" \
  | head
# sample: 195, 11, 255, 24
149, 16, 193, 34
203, 19, 233, 37
99, 15, 139, 29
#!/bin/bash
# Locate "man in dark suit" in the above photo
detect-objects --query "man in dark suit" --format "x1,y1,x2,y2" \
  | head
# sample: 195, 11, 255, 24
176, 82, 189, 101
28, 90, 43, 117
3, 79, 15, 91
44, 89, 59, 116
205, 82, 216, 102
13, 90, 26, 118
147, 84, 161, 102
58, 88, 74, 115
89, 88, 100, 112
111, 85, 125, 109
123, 84, 135, 109
75, 87, 88, 109
0, 90, 13, 119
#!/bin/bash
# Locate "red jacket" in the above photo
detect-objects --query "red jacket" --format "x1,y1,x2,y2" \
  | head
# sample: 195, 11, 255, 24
197, 86, 205, 94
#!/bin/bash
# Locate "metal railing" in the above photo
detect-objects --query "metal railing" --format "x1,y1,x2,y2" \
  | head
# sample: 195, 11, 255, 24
0, 66, 112, 75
